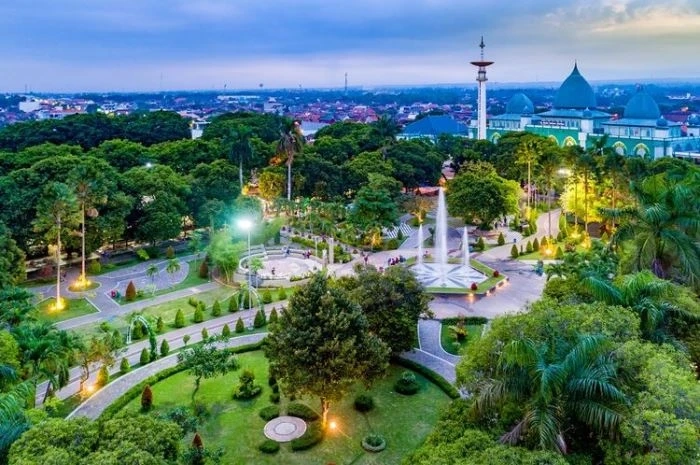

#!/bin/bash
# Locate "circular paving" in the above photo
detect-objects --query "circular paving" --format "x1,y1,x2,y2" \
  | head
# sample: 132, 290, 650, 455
263, 416, 307, 442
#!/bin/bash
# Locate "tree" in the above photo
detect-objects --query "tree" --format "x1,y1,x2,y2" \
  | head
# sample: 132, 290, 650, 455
447, 163, 519, 230
253, 309, 266, 328
235, 318, 244, 333
276, 120, 304, 201
201, 328, 209, 341
474, 335, 626, 454
601, 173, 700, 285
119, 357, 130, 374
211, 300, 221, 317
0, 223, 25, 287
165, 259, 181, 287
339, 266, 432, 355
258, 168, 286, 204
538, 147, 562, 237
198, 260, 209, 280
139, 348, 150, 365
0, 287, 35, 328
160, 339, 170, 357
193, 306, 204, 324
221, 324, 231, 338
96, 365, 109, 387
174, 309, 185, 328
177, 339, 238, 400
125, 281, 136, 301
264, 274, 389, 428
33, 182, 79, 309
348, 186, 398, 231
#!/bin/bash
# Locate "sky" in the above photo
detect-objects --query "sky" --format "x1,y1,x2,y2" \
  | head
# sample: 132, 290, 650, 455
2, 0, 699, 92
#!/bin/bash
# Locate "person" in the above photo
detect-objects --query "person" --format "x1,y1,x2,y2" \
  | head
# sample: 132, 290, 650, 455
271, 267, 275, 276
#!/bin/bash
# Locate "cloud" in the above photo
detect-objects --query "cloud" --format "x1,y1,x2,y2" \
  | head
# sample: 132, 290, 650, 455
0, 0, 698, 91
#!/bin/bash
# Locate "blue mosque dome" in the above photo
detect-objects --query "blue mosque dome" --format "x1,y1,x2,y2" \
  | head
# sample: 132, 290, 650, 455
656, 117, 668, 127
554, 63, 597, 110
506, 93, 534, 115
687, 114, 700, 126
582, 108, 593, 118
624, 88, 661, 120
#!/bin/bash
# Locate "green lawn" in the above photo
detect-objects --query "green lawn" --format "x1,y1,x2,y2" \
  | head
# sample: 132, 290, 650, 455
118, 351, 450, 465
425, 260, 505, 294
90, 258, 140, 275
36, 297, 98, 323
440, 322, 483, 355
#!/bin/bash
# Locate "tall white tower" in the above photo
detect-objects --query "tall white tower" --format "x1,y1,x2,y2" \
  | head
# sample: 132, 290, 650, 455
470, 37, 493, 140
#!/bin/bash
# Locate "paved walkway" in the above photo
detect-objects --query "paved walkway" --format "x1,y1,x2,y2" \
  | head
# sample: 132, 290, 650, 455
68, 333, 266, 420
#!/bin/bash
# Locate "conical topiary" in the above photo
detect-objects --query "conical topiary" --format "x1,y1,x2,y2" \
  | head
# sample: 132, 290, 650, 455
212, 300, 222, 317
526, 240, 533, 254
510, 244, 519, 259
125, 280, 137, 301
222, 324, 231, 338
497, 232, 505, 246
235, 317, 245, 333
532, 237, 540, 252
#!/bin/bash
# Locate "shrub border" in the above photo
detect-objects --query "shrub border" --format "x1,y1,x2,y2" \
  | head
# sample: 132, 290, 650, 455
99, 341, 263, 420
392, 356, 460, 399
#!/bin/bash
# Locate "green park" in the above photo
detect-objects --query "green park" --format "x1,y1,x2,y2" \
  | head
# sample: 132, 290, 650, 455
0, 111, 698, 465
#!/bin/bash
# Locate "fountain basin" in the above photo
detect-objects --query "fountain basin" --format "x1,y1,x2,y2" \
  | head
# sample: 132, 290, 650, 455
412, 262, 487, 291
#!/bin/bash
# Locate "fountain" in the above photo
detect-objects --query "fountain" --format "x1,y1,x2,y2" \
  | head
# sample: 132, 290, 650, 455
412, 188, 487, 290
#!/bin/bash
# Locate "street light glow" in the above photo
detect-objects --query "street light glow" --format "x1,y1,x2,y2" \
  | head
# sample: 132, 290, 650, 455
237, 218, 253, 231
329, 421, 337, 430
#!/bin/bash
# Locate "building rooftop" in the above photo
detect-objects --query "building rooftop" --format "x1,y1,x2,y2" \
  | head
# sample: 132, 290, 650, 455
554, 63, 597, 110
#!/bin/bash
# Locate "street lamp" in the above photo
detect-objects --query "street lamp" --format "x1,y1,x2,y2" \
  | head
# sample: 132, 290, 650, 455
237, 218, 253, 311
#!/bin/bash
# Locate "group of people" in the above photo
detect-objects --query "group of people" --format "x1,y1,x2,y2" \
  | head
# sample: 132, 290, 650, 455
387, 255, 407, 266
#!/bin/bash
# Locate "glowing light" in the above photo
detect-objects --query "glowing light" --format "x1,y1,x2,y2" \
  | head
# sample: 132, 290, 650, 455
50, 298, 66, 312
72, 275, 92, 290
85, 384, 96, 394
237, 218, 253, 231
329, 421, 337, 430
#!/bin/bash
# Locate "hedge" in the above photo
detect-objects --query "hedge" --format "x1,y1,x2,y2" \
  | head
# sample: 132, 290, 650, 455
99, 341, 264, 420
258, 439, 280, 454
290, 422, 324, 451
440, 317, 488, 326
392, 356, 460, 399
258, 405, 280, 421
286, 402, 319, 421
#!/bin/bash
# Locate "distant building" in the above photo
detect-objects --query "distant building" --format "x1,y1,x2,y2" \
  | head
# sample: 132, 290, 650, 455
473, 63, 700, 159
399, 115, 469, 141
191, 120, 209, 139
18, 98, 41, 113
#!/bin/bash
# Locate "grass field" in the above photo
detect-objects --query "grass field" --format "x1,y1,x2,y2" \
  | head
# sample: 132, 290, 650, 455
118, 351, 450, 465
440, 322, 484, 355
36, 297, 98, 323
115, 260, 209, 304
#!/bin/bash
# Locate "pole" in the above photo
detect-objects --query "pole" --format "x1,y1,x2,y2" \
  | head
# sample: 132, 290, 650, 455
247, 229, 251, 312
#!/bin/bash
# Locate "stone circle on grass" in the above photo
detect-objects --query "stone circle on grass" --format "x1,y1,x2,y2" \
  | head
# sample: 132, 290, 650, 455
263, 416, 307, 442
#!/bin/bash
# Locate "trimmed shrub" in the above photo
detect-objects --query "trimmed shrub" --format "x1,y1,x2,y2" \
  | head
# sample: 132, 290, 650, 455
269, 392, 280, 404
277, 287, 287, 300
87, 260, 101, 275
393, 356, 459, 399
394, 371, 420, 395
183, 335, 191, 346
470, 282, 478, 291
541, 236, 549, 249
287, 402, 319, 421
269, 307, 279, 325
386, 238, 399, 250
198, 260, 209, 279
174, 309, 185, 328
258, 439, 280, 454
193, 306, 204, 323
211, 300, 221, 317
555, 245, 564, 259
361, 433, 386, 452
165, 246, 175, 259
475, 236, 485, 251
96, 365, 109, 387
556, 231, 563, 242
262, 289, 272, 304
139, 348, 150, 365
188, 297, 198, 308
141, 385, 153, 412
235, 317, 245, 333
125, 281, 137, 301
259, 405, 280, 421
221, 324, 231, 338
232, 369, 262, 400
497, 232, 505, 246
493, 270, 500, 278
510, 244, 519, 259
132, 321, 144, 340
201, 328, 209, 341
532, 237, 540, 252
526, 240, 533, 254
119, 357, 130, 374
156, 316, 164, 333
136, 249, 150, 261
253, 309, 267, 328
354, 393, 374, 412
228, 295, 237, 313
522, 227, 530, 236
290, 423, 324, 451
160, 339, 170, 357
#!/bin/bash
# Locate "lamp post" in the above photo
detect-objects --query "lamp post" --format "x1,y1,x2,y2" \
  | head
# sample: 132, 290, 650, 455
237, 218, 253, 312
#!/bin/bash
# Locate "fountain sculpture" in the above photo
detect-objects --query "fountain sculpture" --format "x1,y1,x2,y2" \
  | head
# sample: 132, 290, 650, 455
412, 188, 487, 290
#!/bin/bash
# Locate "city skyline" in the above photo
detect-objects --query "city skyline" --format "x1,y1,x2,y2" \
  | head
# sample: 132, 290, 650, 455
2, 0, 699, 93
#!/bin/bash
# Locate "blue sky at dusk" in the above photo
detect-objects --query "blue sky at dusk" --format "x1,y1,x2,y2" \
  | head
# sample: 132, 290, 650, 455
2, 0, 699, 92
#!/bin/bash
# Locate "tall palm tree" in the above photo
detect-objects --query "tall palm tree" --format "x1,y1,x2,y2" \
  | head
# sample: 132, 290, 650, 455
538, 146, 562, 239
515, 135, 541, 212
601, 177, 700, 284
0, 364, 33, 460
71, 164, 107, 288
582, 270, 699, 341
474, 334, 626, 454
228, 126, 253, 190
33, 183, 79, 310
372, 114, 400, 158
166, 259, 181, 287
276, 121, 303, 201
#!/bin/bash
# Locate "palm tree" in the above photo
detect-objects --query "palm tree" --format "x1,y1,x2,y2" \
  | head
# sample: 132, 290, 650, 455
601, 177, 700, 284
538, 146, 562, 239
0, 365, 33, 459
71, 165, 107, 289
146, 264, 158, 284
166, 259, 181, 287
33, 183, 79, 310
228, 126, 253, 190
276, 121, 303, 201
474, 334, 626, 454
582, 270, 699, 341
372, 114, 400, 158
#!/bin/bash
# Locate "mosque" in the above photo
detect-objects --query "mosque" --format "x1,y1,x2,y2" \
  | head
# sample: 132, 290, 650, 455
471, 62, 700, 159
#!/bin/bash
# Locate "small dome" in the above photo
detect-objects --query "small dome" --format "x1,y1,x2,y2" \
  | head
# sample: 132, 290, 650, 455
688, 114, 700, 126
554, 63, 597, 110
656, 117, 668, 127
624, 88, 661, 120
582, 108, 592, 118
506, 93, 534, 115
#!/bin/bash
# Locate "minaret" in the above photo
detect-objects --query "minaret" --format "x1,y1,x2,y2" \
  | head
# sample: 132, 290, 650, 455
470, 37, 494, 140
